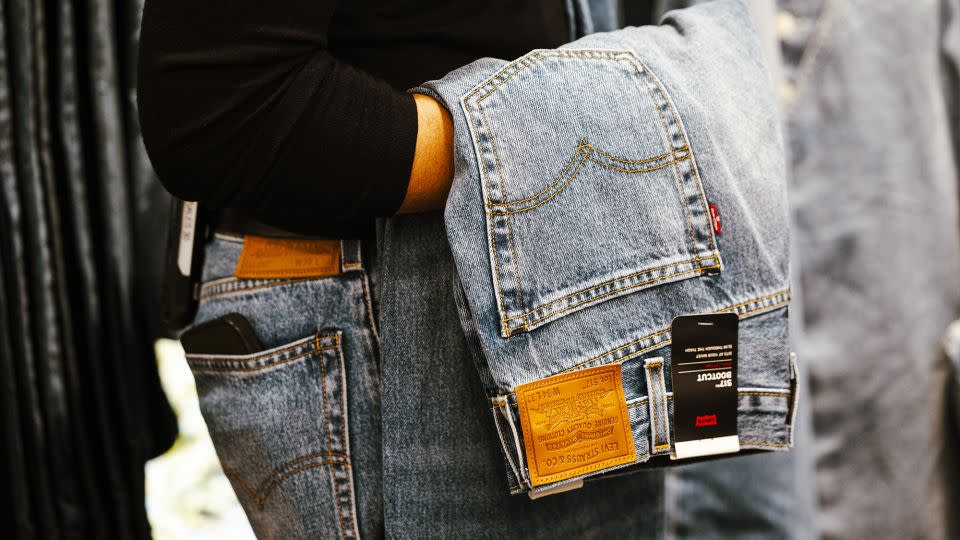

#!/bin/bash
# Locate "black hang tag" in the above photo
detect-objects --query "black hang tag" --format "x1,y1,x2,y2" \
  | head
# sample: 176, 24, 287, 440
670, 313, 740, 459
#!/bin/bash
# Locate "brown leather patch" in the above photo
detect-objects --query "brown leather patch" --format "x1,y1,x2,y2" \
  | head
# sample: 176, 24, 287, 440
234, 236, 341, 279
516, 364, 636, 487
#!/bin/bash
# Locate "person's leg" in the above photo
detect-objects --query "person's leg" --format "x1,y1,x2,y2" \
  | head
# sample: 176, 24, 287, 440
376, 212, 667, 538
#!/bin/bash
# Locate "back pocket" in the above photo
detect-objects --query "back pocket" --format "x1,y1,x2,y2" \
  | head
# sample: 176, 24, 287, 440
186, 332, 359, 539
461, 49, 721, 337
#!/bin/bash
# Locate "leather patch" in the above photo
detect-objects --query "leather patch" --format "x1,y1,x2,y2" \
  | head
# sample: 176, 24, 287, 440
234, 236, 341, 279
516, 364, 636, 487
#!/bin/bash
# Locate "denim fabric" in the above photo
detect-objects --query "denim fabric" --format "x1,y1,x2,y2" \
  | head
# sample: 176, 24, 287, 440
775, 0, 960, 537
416, 0, 798, 497
188, 229, 668, 538
377, 213, 666, 538
187, 235, 383, 539
653, 2, 819, 538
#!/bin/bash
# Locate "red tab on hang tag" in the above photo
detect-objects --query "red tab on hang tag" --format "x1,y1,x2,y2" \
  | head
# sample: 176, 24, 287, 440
709, 204, 722, 235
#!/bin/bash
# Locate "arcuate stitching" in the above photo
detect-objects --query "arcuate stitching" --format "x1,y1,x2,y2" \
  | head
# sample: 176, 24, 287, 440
464, 49, 716, 336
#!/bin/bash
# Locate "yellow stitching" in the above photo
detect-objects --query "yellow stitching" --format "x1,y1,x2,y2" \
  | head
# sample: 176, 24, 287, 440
358, 269, 380, 347
200, 276, 320, 299
465, 49, 712, 337
487, 143, 689, 208
486, 146, 690, 217
334, 343, 351, 485
186, 346, 339, 372
317, 336, 350, 538
623, 56, 703, 272
503, 256, 719, 323
185, 332, 338, 361
254, 451, 350, 507
635, 58, 718, 256
719, 289, 791, 312
487, 142, 583, 207
581, 147, 690, 174
473, 50, 635, 104
487, 154, 587, 216
588, 143, 687, 165
480, 104, 529, 315
516, 266, 719, 330
464, 101, 512, 334
254, 460, 350, 509
556, 292, 790, 374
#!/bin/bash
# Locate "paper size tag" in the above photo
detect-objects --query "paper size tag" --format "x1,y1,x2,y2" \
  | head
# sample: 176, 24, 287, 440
516, 364, 636, 487
177, 201, 199, 277
670, 313, 740, 459
234, 236, 341, 279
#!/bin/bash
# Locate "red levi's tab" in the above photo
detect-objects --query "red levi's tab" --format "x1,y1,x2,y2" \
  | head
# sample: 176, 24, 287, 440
709, 203, 722, 235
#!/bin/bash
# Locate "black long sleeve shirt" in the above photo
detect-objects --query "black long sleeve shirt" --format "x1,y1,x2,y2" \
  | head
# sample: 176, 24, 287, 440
137, 0, 570, 236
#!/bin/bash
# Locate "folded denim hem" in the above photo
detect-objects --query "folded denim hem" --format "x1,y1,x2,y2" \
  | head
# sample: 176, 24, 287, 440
487, 303, 796, 495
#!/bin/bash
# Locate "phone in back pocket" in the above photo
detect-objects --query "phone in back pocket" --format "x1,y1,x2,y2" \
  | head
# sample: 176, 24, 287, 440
180, 313, 262, 355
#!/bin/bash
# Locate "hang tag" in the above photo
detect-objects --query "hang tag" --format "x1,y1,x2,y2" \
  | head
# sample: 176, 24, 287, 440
670, 313, 740, 459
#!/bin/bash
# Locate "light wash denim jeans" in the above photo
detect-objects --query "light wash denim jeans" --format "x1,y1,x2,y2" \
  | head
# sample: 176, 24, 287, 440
187, 235, 383, 539
187, 231, 667, 538
775, 0, 960, 537
416, 0, 798, 498
179, 0, 813, 536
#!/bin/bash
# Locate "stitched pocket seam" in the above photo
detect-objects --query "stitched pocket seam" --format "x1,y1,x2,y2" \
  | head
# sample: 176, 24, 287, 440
462, 49, 720, 338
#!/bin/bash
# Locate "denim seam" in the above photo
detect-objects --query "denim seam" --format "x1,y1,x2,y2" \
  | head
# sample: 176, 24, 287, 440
489, 398, 528, 487
503, 254, 719, 322
245, 452, 351, 509
358, 268, 380, 349
316, 334, 350, 538
463, 49, 718, 337
461, 94, 513, 337
630, 52, 704, 272
185, 334, 339, 372
557, 289, 790, 374
489, 291, 789, 397
636, 49, 719, 260
334, 340, 361, 539
485, 143, 691, 215
199, 276, 320, 299
644, 359, 671, 452
506, 263, 722, 332
479, 104, 529, 317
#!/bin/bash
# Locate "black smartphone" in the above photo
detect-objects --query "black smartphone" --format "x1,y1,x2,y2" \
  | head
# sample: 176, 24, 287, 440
180, 313, 263, 355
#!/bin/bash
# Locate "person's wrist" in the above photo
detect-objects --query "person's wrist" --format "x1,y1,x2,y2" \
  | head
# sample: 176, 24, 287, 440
397, 93, 455, 214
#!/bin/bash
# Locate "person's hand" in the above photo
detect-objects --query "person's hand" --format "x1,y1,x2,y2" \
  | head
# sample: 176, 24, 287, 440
397, 93, 455, 213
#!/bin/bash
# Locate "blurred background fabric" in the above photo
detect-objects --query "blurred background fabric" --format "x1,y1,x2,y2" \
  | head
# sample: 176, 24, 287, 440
0, 0, 176, 537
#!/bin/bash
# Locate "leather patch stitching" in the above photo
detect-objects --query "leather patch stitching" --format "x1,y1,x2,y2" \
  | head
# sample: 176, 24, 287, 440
234, 236, 341, 279
516, 364, 636, 487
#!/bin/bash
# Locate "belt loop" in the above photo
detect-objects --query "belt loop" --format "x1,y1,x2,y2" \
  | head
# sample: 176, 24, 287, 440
644, 357, 672, 455
340, 239, 363, 272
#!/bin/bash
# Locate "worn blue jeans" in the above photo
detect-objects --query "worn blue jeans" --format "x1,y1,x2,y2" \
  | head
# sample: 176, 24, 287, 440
416, 0, 798, 498
182, 0, 805, 536
187, 235, 383, 539
187, 231, 666, 538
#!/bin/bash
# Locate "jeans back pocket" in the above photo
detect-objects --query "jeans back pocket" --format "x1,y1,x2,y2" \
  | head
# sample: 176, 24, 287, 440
461, 49, 721, 337
186, 332, 359, 539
